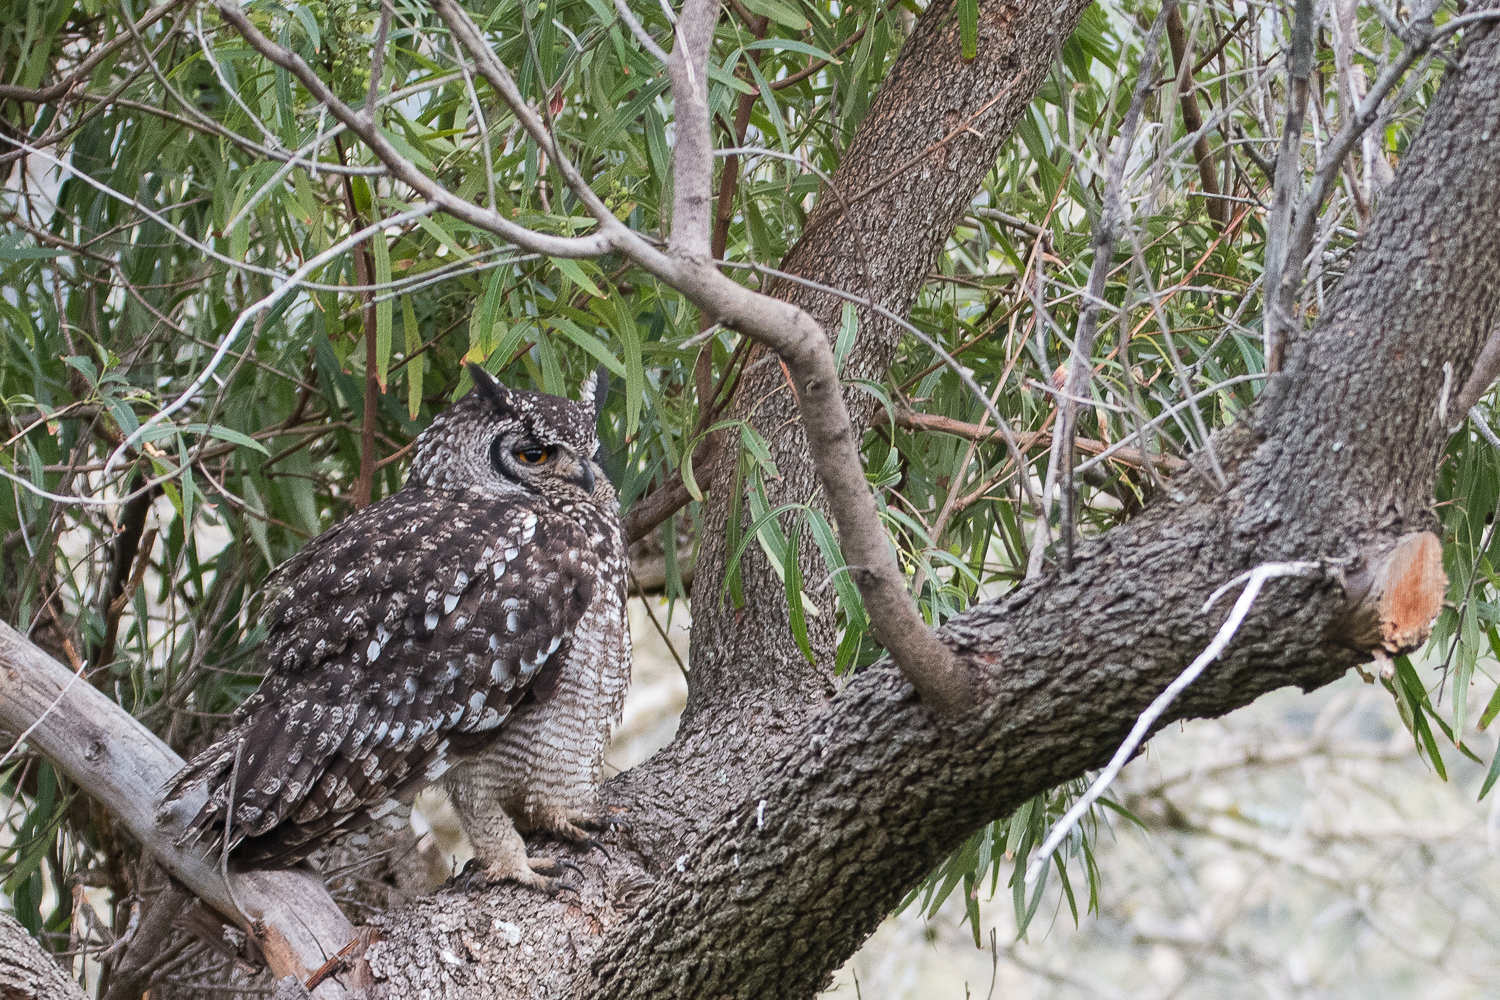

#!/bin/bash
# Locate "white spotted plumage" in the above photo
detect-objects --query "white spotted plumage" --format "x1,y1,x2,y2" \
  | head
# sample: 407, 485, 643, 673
163, 366, 630, 883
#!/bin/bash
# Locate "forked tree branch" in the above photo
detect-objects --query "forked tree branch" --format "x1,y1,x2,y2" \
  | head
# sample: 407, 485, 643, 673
216, 0, 974, 715
1264, 2, 1500, 373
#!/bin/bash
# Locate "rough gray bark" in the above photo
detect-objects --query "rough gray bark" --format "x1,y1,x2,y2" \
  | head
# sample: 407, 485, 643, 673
580, 27, 1500, 999
9, 5, 1498, 999
0, 912, 86, 1000
362, 15, 1500, 1000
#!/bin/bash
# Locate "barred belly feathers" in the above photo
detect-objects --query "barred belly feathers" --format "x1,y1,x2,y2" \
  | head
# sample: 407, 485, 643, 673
163, 365, 630, 890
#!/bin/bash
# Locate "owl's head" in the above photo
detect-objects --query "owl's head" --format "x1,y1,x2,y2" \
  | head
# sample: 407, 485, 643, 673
409, 364, 608, 502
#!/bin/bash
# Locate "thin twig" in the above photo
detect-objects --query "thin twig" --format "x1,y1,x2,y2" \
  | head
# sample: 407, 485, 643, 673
1054, 3, 1169, 570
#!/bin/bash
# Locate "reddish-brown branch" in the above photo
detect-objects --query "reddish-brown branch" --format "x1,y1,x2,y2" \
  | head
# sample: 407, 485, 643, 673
1166, 5, 1228, 228
335, 138, 381, 511
711, 16, 770, 260
769, 20, 873, 91
893, 406, 1183, 472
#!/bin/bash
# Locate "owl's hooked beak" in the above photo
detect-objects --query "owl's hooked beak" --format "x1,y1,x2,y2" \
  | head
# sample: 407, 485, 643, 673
563, 459, 595, 494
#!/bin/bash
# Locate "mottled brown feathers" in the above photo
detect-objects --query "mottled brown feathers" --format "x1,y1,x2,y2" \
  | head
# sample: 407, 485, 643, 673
164, 380, 630, 872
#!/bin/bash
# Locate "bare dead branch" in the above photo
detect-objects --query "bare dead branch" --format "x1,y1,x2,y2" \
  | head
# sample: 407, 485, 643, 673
0, 623, 356, 998
1026, 560, 1324, 885
893, 406, 1183, 472
1166, 3, 1228, 227
1262, 0, 1315, 375
1053, 3, 1170, 569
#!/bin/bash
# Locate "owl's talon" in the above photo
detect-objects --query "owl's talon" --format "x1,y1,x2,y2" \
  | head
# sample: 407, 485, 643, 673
583, 837, 610, 861
577, 812, 628, 833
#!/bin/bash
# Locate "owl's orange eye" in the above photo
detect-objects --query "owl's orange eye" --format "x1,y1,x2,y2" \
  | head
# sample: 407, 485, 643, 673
513, 446, 553, 465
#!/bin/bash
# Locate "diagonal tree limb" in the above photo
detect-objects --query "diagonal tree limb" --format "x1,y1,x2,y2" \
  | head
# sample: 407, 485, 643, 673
0, 622, 357, 999
211, 1, 611, 259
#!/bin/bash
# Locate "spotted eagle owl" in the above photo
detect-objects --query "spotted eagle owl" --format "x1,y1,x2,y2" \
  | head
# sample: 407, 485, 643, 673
163, 365, 630, 890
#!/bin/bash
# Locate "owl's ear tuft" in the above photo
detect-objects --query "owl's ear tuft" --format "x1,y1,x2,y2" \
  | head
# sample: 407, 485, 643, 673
579, 364, 610, 420
467, 363, 516, 417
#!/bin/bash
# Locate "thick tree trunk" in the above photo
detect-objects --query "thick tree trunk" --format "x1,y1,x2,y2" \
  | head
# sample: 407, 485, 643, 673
582, 28, 1500, 998
609, 0, 1095, 865
360, 16, 1500, 1000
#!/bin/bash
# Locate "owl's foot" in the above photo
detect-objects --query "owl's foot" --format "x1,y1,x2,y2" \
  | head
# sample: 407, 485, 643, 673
528, 807, 624, 860
577, 810, 629, 834
532, 806, 626, 840
458, 854, 579, 895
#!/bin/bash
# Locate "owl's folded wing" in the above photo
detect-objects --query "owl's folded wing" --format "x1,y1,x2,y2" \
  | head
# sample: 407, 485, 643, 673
162, 487, 600, 864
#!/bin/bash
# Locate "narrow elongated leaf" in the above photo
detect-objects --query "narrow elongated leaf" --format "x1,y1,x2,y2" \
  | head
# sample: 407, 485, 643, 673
372, 231, 393, 390
402, 295, 423, 420
956, 0, 979, 59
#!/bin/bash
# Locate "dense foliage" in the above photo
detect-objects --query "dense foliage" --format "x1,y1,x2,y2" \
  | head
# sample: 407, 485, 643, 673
0, 0, 1494, 976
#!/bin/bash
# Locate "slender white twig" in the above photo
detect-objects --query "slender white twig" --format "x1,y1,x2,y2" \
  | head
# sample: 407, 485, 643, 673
614, 0, 671, 64
103, 202, 440, 480
194, 9, 282, 148
1472, 407, 1500, 452
1024, 559, 1322, 886
462, 62, 498, 212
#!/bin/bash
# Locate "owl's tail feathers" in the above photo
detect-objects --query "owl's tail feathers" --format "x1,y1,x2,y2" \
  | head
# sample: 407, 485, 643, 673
159, 728, 255, 855
157, 704, 387, 868
159, 719, 331, 864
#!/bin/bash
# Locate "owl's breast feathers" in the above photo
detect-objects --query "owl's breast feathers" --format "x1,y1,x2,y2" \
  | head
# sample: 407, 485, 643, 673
163, 485, 623, 865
